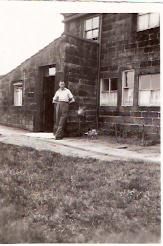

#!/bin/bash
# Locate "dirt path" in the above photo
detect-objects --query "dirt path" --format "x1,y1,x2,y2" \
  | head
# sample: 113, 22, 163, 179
0, 125, 160, 163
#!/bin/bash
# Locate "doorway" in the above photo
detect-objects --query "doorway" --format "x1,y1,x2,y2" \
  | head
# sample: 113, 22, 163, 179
42, 75, 55, 132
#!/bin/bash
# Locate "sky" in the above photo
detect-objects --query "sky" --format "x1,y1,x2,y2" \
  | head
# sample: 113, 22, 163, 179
0, 2, 64, 75
0, 1, 162, 75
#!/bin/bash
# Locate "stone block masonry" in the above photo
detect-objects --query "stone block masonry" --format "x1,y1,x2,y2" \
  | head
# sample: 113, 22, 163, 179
63, 34, 99, 133
99, 13, 160, 140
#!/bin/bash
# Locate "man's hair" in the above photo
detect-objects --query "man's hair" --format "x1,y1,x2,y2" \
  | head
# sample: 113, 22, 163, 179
59, 81, 65, 84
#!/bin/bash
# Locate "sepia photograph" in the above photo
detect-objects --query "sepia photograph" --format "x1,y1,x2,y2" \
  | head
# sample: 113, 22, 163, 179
0, 1, 161, 244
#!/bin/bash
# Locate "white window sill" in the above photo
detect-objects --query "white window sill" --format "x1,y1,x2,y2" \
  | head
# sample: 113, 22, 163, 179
13, 105, 23, 107
100, 104, 117, 107
138, 105, 160, 107
121, 105, 133, 107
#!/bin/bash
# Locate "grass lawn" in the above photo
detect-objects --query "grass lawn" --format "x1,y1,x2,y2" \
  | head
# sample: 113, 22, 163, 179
0, 143, 160, 243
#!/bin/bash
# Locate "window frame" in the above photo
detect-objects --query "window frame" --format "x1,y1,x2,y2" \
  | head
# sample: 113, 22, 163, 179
121, 69, 135, 107
13, 81, 23, 107
100, 77, 118, 106
137, 13, 160, 31
83, 15, 100, 41
138, 73, 160, 107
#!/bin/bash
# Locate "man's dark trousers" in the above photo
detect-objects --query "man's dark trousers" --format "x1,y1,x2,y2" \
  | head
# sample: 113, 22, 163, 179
53, 101, 69, 139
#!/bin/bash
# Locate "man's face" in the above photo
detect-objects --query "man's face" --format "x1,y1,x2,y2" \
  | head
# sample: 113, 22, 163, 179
59, 81, 65, 90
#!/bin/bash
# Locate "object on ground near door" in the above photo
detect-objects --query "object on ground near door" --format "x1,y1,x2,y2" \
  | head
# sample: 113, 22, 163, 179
84, 129, 98, 139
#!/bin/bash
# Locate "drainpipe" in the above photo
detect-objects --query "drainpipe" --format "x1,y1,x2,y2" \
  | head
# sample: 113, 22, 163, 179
23, 70, 26, 96
96, 14, 102, 130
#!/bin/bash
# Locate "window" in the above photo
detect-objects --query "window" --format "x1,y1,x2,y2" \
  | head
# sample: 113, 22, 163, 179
84, 16, 99, 40
49, 67, 56, 76
122, 70, 135, 106
137, 13, 160, 31
13, 82, 23, 106
100, 78, 118, 106
139, 74, 160, 106
43, 66, 56, 77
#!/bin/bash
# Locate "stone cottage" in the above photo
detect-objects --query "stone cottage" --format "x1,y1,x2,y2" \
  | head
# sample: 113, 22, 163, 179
0, 13, 160, 140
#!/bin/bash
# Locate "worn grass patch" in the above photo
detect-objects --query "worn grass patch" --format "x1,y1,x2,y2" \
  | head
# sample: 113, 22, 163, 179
0, 143, 160, 243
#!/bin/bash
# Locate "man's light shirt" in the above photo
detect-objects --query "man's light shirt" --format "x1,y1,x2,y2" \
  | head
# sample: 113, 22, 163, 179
53, 88, 74, 103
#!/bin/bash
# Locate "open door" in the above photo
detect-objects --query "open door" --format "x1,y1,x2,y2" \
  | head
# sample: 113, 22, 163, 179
42, 76, 55, 132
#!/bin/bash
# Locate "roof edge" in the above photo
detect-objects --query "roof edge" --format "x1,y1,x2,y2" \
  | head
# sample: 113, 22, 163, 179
63, 32, 99, 45
62, 14, 88, 23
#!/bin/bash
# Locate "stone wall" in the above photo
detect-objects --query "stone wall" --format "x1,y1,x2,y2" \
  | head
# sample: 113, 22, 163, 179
99, 13, 160, 140
62, 33, 99, 134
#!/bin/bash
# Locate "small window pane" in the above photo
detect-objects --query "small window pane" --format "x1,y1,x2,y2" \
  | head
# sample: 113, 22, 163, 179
92, 29, 99, 39
139, 90, 151, 106
138, 14, 149, 31
149, 13, 160, 28
101, 79, 109, 91
139, 75, 151, 90
151, 74, 160, 90
139, 74, 160, 90
49, 67, 56, 76
86, 30, 93, 39
100, 92, 108, 106
151, 90, 160, 106
123, 71, 134, 88
127, 71, 134, 88
85, 19, 92, 31
93, 17, 99, 29
122, 89, 134, 106
100, 92, 117, 106
108, 92, 117, 106
14, 86, 23, 106
110, 78, 118, 91
139, 90, 160, 106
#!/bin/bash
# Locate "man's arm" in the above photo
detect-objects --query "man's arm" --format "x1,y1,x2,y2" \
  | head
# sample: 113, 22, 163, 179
68, 90, 75, 104
52, 91, 59, 104
69, 97, 75, 104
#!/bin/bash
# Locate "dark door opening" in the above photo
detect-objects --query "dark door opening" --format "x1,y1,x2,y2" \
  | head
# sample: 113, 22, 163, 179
42, 76, 55, 132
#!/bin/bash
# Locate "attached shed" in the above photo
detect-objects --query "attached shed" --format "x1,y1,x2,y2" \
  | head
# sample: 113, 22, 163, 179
0, 33, 98, 133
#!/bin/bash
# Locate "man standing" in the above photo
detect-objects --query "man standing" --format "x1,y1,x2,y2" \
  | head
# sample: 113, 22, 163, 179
52, 81, 75, 140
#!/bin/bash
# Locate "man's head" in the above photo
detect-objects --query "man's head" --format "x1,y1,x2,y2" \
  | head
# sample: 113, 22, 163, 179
59, 81, 65, 90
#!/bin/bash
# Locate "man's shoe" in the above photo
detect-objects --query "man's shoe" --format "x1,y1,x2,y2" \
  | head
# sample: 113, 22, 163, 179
54, 136, 63, 140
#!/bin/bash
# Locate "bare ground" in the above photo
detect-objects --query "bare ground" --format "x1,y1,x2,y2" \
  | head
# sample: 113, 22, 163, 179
0, 143, 160, 243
